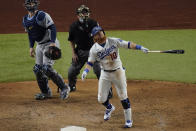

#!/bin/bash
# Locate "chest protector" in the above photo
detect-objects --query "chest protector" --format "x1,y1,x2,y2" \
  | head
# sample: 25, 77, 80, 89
23, 11, 46, 42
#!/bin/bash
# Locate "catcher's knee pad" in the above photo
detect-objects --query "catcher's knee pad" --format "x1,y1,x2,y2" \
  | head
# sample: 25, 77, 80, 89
42, 64, 68, 90
33, 64, 42, 74
121, 98, 131, 109
33, 64, 49, 94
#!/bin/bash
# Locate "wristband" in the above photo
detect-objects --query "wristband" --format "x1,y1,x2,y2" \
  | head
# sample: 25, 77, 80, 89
135, 45, 142, 50
128, 42, 131, 49
84, 68, 89, 73
87, 62, 93, 67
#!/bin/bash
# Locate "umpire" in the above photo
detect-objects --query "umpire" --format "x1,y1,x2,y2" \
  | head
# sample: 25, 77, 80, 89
67, 5, 112, 98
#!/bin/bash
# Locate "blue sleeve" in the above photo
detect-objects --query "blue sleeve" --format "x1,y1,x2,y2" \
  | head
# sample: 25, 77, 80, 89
48, 24, 56, 43
28, 34, 35, 48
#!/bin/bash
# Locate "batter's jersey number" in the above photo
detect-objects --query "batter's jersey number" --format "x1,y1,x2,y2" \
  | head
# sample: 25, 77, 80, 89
110, 52, 117, 60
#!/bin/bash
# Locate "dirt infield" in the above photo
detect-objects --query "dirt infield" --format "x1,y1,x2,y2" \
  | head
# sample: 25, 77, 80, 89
0, 80, 196, 131
1, 0, 196, 33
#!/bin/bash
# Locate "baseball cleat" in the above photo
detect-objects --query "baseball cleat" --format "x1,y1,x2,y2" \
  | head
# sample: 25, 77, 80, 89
70, 86, 76, 92
124, 120, 133, 128
35, 89, 52, 100
104, 104, 115, 121
60, 87, 70, 100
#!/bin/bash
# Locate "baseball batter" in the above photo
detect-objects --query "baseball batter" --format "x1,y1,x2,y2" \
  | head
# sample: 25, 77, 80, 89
22, 0, 69, 100
81, 26, 149, 128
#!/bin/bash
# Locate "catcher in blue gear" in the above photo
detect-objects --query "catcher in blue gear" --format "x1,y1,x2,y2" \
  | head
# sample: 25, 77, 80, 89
22, 0, 70, 100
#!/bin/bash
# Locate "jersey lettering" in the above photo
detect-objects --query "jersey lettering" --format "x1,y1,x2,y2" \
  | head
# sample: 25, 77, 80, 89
97, 45, 116, 59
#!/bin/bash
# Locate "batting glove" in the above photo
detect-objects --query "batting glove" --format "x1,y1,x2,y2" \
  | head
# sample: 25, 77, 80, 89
81, 69, 89, 81
141, 47, 149, 53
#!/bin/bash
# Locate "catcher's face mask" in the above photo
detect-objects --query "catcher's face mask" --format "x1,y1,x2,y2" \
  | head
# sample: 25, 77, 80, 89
24, 0, 39, 12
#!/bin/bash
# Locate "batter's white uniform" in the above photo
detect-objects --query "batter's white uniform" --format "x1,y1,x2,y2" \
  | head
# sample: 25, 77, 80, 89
88, 37, 130, 103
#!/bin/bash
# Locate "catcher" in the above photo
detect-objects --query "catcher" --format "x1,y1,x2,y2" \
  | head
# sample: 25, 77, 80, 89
22, 0, 70, 100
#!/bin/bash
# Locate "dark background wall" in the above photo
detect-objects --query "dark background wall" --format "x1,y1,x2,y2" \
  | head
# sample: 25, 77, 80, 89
0, 0, 196, 33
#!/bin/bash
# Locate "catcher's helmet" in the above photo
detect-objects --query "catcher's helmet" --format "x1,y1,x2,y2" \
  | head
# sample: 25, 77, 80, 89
24, 0, 40, 12
91, 26, 104, 36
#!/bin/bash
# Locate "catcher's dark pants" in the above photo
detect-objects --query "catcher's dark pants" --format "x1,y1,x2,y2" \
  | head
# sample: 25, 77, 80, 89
68, 49, 113, 98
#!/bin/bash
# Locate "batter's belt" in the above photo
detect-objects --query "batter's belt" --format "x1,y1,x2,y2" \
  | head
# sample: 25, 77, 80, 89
103, 67, 120, 73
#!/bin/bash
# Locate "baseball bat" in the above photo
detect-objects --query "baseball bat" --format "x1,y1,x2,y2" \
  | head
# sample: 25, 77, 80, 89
148, 50, 185, 54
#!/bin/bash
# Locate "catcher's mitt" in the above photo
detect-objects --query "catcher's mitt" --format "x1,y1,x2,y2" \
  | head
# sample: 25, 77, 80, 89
45, 46, 61, 60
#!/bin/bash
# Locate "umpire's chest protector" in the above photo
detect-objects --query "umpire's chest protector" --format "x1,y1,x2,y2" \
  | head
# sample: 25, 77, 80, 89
23, 11, 46, 41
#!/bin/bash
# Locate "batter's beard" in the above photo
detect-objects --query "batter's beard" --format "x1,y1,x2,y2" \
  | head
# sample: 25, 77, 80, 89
93, 36, 106, 44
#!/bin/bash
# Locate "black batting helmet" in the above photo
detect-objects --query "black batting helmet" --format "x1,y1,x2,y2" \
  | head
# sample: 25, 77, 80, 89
24, 0, 40, 12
